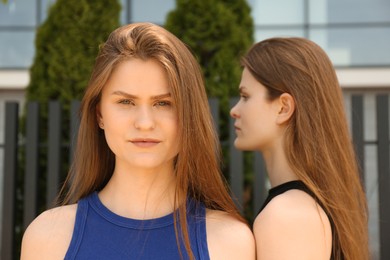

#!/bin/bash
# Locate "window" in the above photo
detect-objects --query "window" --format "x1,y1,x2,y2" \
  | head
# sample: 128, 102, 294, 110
250, 0, 390, 66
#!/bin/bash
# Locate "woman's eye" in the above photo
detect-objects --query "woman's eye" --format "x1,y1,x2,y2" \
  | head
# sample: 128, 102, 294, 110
155, 101, 171, 107
118, 99, 134, 105
240, 95, 249, 101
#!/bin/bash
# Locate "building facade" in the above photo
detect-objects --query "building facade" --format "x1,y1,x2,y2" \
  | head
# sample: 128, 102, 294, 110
1, 0, 390, 258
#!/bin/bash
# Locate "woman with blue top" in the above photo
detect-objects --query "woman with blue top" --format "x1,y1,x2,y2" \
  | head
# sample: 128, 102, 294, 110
230, 37, 369, 260
21, 22, 255, 260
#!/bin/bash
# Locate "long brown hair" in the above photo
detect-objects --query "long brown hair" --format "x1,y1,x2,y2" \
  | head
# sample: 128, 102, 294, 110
242, 37, 369, 260
58, 22, 244, 259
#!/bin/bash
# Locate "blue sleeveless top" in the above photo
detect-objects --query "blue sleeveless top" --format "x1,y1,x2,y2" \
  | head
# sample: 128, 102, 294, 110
64, 192, 210, 259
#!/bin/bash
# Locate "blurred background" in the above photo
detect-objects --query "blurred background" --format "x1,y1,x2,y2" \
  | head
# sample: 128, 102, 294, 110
1, 0, 389, 259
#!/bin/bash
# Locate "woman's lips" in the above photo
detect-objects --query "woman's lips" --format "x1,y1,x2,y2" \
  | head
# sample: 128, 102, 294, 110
130, 138, 161, 148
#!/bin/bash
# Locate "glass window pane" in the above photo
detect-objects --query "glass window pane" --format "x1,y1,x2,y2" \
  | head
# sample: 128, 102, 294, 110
310, 27, 390, 66
40, 0, 57, 24
0, 0, 37, 26
309, 0, 328, 24
255, 28, 305, 42
310, 0, 390, 24
0, 31, 35, 68
250, 0, 305, 25
119, 0, 127, 24
131, 0, 175, 25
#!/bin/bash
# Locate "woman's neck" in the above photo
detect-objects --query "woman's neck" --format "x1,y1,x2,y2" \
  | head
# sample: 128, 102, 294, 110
262, 139, 299, 188
98, 163, 178, 220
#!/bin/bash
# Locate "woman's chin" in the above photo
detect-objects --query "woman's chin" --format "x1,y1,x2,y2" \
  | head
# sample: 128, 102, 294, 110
234, 139, 248, 151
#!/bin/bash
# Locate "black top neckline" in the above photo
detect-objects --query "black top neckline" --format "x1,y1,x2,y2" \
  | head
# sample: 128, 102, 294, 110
257, 180, 336, 259
260, 180, 312, 212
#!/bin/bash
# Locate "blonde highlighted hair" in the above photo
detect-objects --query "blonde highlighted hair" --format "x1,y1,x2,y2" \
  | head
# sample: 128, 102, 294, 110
243, 37, 369, 260
58, 23, 244, 259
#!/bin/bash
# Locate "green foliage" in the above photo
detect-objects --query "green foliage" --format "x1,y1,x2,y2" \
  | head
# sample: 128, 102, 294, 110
23, 0, 121, 215
165, 0, 253, 115
26, 0, 120, 131
165, 0, 255, 220
24, 0, 121, 199
22, 0, 120, 205
16, 1, 120, 258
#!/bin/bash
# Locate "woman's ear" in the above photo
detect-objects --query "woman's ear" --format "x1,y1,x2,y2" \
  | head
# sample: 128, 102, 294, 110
276, 93, 295, 125
96, 105, 104, 129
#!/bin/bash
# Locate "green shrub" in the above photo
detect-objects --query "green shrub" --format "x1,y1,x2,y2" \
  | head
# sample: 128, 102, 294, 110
165, 0, 253, 121
17, 1, 120, 258
165, 0, 255, 220
26, 0, 120, 132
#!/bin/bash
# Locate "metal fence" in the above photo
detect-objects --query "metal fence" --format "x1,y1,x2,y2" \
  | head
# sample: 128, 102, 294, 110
1, 96, 389, 260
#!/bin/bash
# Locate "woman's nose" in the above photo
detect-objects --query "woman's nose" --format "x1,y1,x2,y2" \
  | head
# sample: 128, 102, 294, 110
230, 104, 240, 119
134, 106, 155, 130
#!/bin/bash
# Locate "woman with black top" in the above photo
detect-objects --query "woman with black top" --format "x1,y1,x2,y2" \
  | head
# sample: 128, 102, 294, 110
230, 37, 369, 259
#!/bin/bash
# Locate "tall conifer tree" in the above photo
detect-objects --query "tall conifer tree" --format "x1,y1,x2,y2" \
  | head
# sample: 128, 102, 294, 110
165, 0, 255, 219
17, 1, 120, 257
26, 0, 120, 127
165, 0, 254, 118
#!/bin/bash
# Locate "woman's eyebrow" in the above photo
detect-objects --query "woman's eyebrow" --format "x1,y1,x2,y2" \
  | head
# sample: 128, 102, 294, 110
111, 90, 137, 99
111, 91, 171, 100
151, 93, 171, 100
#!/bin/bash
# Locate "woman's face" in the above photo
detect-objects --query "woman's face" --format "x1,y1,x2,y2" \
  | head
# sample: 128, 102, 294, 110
230, 67, 280, 152
98, 58, 179, 171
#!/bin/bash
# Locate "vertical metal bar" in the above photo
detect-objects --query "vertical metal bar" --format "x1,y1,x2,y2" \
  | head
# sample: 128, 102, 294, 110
303, 0, 309, 38
37, 0, 41, 24
69, 100, 80, 165
351, 95, 365, 185
1, 102, 19, 260
229, 98, 243, 209
376, 94, 390, 260
47, 101, 62, 207
253, 152, 267, 216
208, 98, 219, 137
24, 102, 40, 229
127, 0, 132, 23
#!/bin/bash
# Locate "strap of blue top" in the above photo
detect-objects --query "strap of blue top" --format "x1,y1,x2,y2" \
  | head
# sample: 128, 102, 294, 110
64, 197, 89, 260
195, 200, 209, 259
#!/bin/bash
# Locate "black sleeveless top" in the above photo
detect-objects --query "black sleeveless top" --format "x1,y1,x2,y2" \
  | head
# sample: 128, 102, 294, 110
259, 180, 338, 260
259, 180, 313, 213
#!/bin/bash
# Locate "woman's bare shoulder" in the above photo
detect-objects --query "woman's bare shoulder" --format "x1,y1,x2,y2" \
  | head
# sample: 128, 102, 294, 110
206, 209, 255, 260
253, 190, 332, 259
20, 204, 78, 260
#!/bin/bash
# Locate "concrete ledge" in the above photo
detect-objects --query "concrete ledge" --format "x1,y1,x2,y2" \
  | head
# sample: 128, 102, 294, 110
0, 68, 390, 90
0, 70, 30, 89
336, 68, 390, 88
